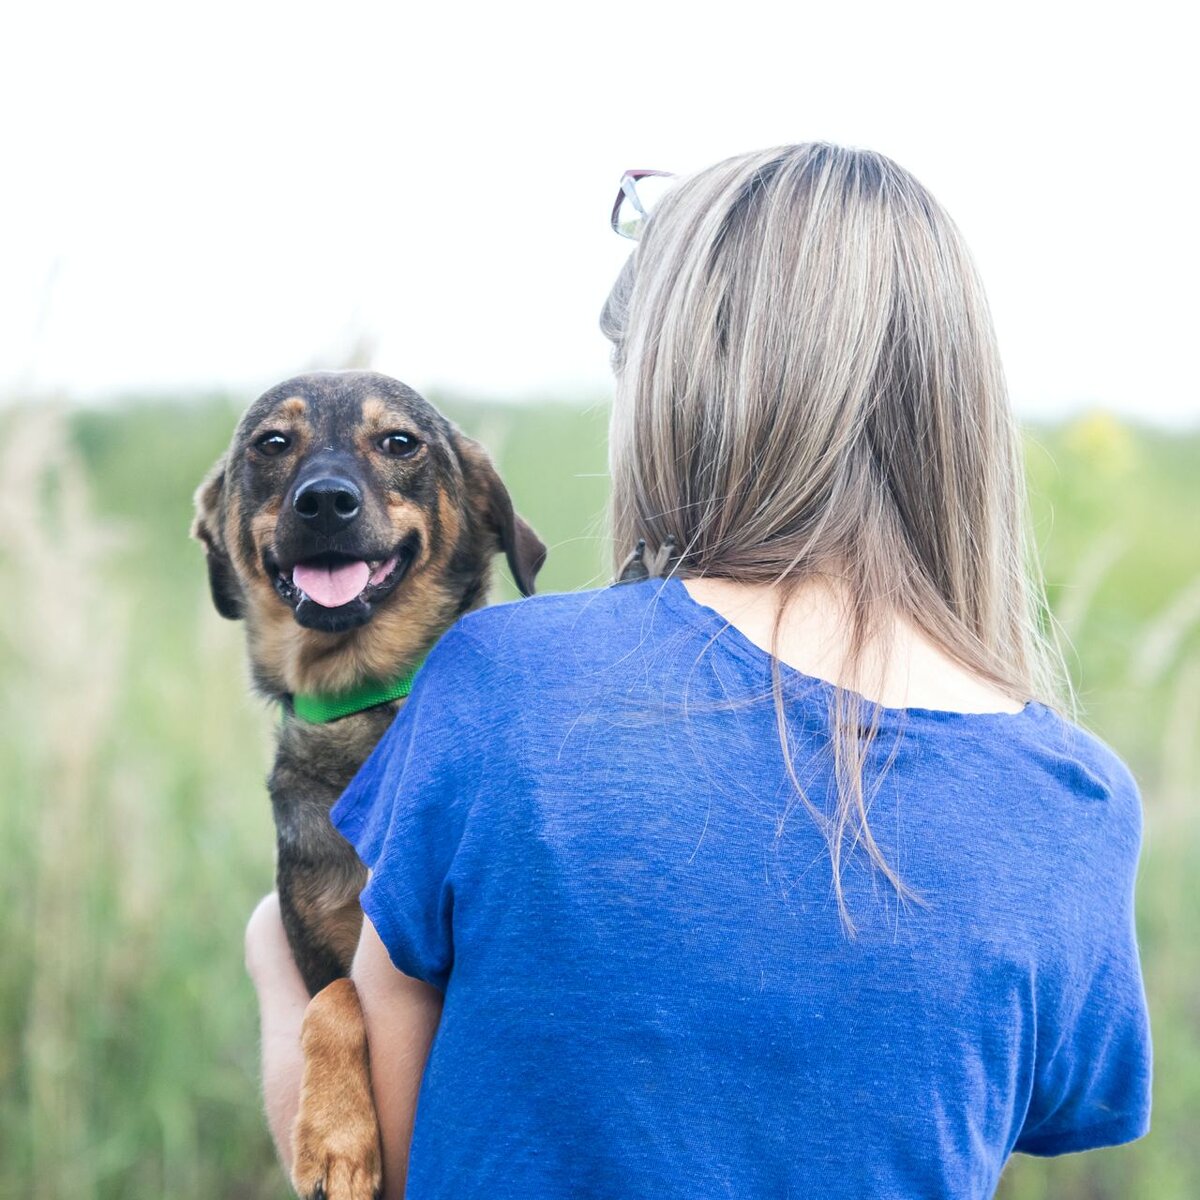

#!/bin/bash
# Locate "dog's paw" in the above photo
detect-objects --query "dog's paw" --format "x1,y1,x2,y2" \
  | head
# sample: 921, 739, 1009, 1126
292, 1087, 382, 1200
290, 978, 384, 1200
291, 1141, 381, 1200
290, 1152, 379, 1200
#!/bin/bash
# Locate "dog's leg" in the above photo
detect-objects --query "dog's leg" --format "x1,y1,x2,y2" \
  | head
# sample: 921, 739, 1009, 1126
276, 852, 365, 996
291, 978, 383, 1200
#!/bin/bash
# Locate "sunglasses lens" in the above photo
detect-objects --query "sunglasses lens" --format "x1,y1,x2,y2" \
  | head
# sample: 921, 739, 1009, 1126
614, 173, 675, 240
614, 192, 645, 240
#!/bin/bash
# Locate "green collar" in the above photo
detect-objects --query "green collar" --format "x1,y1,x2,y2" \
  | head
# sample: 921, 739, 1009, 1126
290, 658, 425, 724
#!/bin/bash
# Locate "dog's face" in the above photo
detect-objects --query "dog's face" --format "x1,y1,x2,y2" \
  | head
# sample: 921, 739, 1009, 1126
192, 370, 545, 695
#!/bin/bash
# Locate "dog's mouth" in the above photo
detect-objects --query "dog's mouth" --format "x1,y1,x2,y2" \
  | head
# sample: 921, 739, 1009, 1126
267, 537, 418, 632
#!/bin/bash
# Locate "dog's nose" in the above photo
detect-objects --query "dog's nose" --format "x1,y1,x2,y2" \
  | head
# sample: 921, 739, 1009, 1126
292, 476, 362, 533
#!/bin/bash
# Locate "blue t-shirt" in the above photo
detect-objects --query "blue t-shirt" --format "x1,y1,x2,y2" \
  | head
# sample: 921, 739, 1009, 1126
330, 577, 1152, 1199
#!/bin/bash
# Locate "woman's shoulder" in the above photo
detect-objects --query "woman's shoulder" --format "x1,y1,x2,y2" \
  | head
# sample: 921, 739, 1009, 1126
1024, 705, 1140, 800
449, 579, 674, 673
402, 582, 678, 752
999, 704, 1144, 864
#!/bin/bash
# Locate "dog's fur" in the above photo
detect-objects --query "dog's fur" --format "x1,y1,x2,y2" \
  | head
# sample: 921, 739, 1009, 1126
193, 371, 545, 1199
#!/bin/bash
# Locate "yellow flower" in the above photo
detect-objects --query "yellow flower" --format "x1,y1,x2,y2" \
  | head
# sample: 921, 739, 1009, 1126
1063, 410, 1138, 479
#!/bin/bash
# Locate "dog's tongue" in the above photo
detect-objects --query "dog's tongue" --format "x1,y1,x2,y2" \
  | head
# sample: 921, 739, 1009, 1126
292, 560, 370, 608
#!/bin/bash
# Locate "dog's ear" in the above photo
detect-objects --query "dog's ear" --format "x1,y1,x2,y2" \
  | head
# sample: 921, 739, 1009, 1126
191, 456, 244, 620
456, 435, 547, 597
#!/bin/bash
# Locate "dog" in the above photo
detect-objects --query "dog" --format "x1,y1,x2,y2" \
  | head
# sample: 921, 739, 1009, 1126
192, 370, 546, 1199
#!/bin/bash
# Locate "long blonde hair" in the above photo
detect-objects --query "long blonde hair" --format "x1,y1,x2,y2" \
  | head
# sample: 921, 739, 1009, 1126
602, 143, 1070, 930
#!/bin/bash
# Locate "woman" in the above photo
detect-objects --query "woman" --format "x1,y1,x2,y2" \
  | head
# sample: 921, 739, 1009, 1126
247, 143, 1152, 1198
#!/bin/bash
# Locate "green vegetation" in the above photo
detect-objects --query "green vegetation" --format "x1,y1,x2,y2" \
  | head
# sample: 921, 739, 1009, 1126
0, 396, 1196, 1198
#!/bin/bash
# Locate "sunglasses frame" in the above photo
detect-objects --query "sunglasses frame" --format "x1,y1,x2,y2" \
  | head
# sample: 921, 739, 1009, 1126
610, 169, 674, 240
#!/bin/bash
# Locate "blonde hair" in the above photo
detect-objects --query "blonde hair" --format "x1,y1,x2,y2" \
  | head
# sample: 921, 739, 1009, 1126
602, 142, 1070, 930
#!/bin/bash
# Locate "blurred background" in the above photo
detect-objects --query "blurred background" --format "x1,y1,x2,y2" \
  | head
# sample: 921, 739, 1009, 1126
1, 1, 1196, 1197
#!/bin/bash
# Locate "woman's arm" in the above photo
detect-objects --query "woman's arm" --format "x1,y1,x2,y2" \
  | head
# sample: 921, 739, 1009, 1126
352, 917, 444, 1199
245, 895, 442, 1197
244, 893, 311, 1167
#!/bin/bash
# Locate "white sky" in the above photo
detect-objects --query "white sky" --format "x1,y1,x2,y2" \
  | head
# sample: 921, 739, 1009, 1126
2, 0, 1196, 423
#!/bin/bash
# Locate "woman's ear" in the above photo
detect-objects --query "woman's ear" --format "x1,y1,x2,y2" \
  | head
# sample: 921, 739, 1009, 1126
455, 435, 547, 597
191, 456, 245, 620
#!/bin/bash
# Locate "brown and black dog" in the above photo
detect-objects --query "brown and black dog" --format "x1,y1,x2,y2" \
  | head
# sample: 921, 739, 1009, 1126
193, 370, 546, 1199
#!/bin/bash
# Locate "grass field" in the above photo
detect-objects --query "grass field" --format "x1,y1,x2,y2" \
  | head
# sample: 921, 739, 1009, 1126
0, 394, 1196, 1198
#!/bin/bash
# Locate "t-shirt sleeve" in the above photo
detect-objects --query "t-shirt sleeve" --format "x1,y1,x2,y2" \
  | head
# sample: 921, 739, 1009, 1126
1014, 773, 1153, 1156
329, 624, 500, 990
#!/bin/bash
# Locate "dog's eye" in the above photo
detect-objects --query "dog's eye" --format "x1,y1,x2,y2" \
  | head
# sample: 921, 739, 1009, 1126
254, 431, 291, 457
377, 431, 420, 457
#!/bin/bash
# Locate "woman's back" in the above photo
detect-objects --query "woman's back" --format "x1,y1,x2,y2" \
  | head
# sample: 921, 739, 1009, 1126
683, 575, 1029, 715
332, 578, 1150, 1199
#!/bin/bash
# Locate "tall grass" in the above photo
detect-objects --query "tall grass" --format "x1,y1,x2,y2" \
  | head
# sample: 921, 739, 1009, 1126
0, 396, 1195, 1198
1, 409, 125, 1196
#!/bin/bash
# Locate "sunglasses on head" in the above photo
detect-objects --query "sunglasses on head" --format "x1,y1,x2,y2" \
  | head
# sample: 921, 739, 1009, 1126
610, 169, 674, 240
